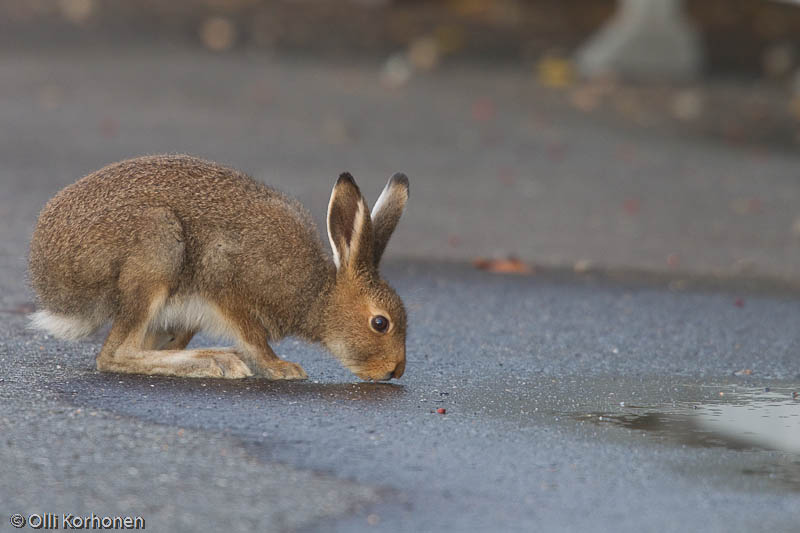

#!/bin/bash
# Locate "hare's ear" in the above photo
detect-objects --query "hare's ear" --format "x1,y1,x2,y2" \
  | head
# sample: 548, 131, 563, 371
371, 173, 409, 266
327, 173, 374, 272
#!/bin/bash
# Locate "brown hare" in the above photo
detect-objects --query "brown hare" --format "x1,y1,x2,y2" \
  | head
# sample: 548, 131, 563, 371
28, 155, 409, 381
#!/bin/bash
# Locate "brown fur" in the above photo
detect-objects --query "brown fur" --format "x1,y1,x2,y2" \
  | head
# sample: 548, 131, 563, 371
28, 155, 408, 381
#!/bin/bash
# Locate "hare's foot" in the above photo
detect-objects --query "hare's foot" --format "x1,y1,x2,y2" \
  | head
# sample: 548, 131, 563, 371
253, 359, 308, 381
181, 349, 253, 378
98, 348, 253, 379
203, 301, 308, 381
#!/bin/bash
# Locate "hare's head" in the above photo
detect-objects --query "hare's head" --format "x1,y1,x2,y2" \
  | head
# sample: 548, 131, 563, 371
322, 172, 409, 381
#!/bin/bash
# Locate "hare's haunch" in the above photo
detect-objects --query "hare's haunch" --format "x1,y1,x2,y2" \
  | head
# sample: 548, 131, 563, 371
29, 155, 409, 381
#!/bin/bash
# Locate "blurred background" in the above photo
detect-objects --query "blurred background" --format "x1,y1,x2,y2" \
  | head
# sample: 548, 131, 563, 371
3, 0, 800, 291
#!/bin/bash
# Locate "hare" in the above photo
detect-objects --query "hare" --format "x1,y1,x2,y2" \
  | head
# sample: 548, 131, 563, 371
28, 154, 409, 381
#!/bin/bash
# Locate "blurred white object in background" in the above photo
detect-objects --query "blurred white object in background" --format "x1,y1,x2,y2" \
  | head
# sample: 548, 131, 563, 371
575, 0, 703, 81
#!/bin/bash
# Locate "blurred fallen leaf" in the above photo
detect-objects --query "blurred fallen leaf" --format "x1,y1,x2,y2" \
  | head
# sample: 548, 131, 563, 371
58, 0, 94, 24
622, 197, 640, 215
671, 90, 703, 121
573, 259, 592, 273
473, 257, 533, 274
536, 55, 574, 89
730, 197, 762, 215
434, 25, 466, 55
471, 97, 495, 121
408, 36, 440, 71
200, 16, 237, 51
666, 253, 680, 269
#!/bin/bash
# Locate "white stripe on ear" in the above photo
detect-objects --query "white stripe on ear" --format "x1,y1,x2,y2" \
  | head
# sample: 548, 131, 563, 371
370, 173, 409, 266
326, 183, 342, 269
327, 183, 368, 271
371, 180, 392, 220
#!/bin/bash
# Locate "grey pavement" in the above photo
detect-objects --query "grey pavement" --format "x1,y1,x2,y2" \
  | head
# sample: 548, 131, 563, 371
2, 46, 800, 532
2, 47, 800, 284
2, 262, 800, 532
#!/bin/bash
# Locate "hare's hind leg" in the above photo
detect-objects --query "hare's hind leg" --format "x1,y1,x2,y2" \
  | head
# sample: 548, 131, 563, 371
95, 207, 251, 379
97, 289, 251, 379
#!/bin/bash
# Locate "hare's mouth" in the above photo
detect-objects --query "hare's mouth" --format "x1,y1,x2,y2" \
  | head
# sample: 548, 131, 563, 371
352, 361, 404, 382
353, 369, 393, 382
376, 371, 395, 382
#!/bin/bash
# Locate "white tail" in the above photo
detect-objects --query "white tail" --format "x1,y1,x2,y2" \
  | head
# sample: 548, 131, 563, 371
29, 310, 99, 340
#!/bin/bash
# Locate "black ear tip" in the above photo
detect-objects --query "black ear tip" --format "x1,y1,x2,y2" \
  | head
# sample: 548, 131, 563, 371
337, 172, 356, 185
390, 172, 409, 189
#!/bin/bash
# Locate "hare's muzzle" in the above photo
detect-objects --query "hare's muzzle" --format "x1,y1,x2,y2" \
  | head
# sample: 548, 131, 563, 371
373, 360, 405, 381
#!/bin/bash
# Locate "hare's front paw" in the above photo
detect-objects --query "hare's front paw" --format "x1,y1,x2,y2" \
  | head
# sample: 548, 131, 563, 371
195, 351, 254, 379
257, 360, 308, 381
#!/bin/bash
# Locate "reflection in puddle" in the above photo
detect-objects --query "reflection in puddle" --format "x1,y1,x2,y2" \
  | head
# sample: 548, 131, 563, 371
573, 385, 800, 490
578, 386, 800, 454
692, 390, 800, 454
578, 412, 757, 450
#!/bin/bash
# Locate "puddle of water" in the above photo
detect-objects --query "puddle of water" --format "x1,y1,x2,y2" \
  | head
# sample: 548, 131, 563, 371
463, 376, 800, 491
578, 385, 800, 455
691, 389, 800, 454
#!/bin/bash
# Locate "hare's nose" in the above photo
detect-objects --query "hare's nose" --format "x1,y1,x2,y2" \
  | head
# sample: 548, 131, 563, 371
391, 360, 405, 379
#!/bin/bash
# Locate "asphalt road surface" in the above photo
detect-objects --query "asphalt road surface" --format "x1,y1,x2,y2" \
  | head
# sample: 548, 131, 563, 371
2, 47, 800, 532
2, 261, 799, 532
2, 46, 800, 282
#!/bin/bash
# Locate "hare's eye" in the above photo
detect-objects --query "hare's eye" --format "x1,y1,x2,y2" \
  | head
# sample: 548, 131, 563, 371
370, 315, 389, 333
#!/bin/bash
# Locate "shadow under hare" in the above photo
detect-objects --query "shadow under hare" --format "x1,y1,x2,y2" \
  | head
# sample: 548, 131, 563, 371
28, 154, 409, 381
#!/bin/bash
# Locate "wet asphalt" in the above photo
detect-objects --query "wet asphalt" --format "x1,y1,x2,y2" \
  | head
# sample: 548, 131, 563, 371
3, 261, 800, 532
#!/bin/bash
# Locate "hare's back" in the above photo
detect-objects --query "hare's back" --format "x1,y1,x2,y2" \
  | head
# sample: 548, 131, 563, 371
35, 154, 316, 245
30, 155, 325, 311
